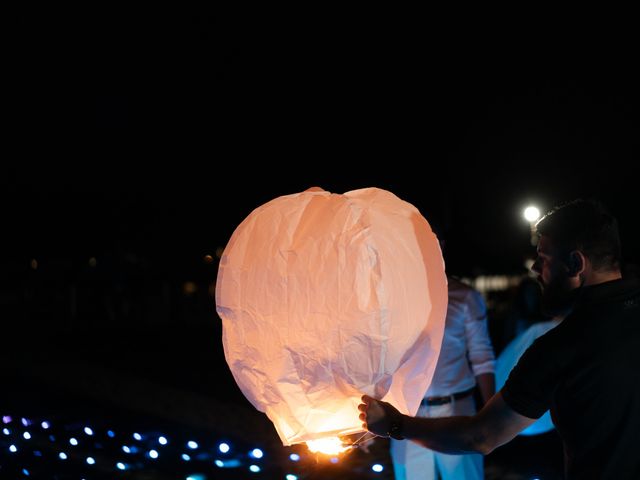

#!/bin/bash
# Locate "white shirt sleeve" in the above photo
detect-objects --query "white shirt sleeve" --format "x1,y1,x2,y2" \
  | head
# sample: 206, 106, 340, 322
464, 288, 496, 376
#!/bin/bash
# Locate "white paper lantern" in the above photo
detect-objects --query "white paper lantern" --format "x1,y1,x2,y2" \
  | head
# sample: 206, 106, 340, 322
216, 187, 447, 446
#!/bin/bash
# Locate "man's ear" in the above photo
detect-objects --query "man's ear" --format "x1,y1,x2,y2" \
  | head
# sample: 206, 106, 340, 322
567, 250, 587, 277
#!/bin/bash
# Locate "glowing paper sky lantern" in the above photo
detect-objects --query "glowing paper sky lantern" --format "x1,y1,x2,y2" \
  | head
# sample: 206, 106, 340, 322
216, 187, 447, 447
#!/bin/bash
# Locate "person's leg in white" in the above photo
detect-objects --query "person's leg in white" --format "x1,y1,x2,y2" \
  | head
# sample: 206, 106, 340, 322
390, 404, 437, 480
433, 396, 483, 480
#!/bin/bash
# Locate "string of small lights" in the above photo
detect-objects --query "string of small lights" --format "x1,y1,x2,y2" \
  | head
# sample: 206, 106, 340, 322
0, 413, 389, 479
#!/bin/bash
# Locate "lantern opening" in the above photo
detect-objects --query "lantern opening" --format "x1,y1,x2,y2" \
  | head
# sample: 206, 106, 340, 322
305, 437, 351, 455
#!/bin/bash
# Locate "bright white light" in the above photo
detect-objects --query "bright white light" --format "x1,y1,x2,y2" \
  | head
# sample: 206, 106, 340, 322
41, 421, 50, 429
116, 462, 126, 470
59, 452, 68, 460
187, 440, 198, 449
122, 445, 131, 453
250, 448, 263, 458
158, 436, 168, 445
289, 453, 300, 461
249, 465, 261, 473
149, 449, 159, 459
23, 432, 31, 440
524, 206, 541, 222
524, 258, 535, 272
372, 463, 384, 472
286, 475, 298, 480
86, 457, 95, 465
2, 428, 9, 435
70, 438, 78, 446
181, 453, 191, 461
218, 442, 229, 453
133, 433, 142, 441
107, 430, 115, 438
214, 459, 224, 467
306, 437, 349, 455
9, 444, 17, 452
84, 427, 94, 436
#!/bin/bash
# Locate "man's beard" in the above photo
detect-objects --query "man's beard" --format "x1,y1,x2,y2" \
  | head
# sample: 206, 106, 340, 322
539, 275, 580, 317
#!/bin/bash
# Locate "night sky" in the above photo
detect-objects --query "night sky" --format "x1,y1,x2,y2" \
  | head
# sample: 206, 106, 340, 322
5, 13, 639, 276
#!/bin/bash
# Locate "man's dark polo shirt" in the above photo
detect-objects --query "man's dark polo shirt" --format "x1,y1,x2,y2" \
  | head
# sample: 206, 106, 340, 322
502, 278, 640, 479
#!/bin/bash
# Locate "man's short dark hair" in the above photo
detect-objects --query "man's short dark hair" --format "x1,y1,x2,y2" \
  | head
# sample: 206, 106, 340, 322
535, 199, 621, 271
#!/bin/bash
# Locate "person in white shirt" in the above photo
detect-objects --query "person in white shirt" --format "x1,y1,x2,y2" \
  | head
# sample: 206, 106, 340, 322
390, 276, 496, 480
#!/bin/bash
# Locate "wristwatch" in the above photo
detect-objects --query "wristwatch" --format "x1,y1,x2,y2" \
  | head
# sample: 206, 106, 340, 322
387, 412, 405, 440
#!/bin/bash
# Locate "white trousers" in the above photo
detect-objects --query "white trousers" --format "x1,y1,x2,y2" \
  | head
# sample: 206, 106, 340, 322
390, 395, 483, 480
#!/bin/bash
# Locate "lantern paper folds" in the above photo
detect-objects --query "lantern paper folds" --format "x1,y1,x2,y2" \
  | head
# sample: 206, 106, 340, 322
215, 187, 447, 446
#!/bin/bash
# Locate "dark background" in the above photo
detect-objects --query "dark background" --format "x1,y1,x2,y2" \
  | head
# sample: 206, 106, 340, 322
1, 10, 637, 479
4, 12, 639, 276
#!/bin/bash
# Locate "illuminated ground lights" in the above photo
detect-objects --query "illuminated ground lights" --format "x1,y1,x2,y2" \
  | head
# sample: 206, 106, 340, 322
0, 412, 390, 478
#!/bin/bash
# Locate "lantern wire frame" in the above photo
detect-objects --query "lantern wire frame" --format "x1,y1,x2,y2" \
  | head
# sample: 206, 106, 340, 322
304, 431, 378, 456
347, 431, 377, 448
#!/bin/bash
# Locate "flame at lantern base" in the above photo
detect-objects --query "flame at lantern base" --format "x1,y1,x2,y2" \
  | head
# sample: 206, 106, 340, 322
305, 437, 351, 455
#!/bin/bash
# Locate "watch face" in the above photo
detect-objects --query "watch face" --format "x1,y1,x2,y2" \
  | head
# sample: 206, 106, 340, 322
389, 421, 404, 440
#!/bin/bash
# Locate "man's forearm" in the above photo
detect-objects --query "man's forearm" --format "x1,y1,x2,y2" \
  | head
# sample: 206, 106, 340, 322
400, 414, 490, 455
360, 393, 534, 457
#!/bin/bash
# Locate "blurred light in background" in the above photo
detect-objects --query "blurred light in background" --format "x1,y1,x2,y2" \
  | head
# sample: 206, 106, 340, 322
524, 205, 542, 245
250, 448, 263, 458
523, 206, 541, 222
183, 282, 198, 296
